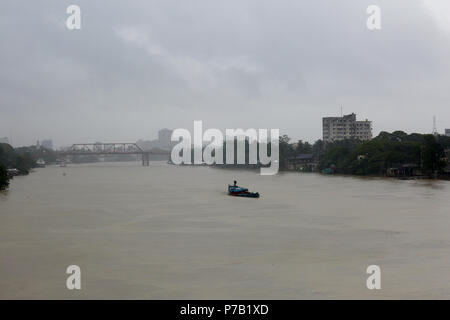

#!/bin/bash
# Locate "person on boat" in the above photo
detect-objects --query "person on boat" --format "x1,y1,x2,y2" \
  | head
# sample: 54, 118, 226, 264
233, 180, 237, 187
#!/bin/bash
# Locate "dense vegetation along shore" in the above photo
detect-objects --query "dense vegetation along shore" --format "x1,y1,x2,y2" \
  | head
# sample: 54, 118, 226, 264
212, 131, 450, 179
0, 143, 56, 190
280, 131, 450, 178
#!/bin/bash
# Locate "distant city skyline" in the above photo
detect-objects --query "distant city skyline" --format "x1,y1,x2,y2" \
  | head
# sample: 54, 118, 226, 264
3, 116, 450, 149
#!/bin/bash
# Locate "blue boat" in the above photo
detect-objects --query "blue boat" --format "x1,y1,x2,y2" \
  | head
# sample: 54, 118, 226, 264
228, 182, 260, 198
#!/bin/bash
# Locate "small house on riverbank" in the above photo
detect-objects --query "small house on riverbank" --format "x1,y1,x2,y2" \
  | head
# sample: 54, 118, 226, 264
287, 154, 318, 172
386, 163, 422, 177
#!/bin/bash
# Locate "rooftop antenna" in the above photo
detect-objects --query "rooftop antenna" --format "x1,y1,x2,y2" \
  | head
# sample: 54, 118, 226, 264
432, 116, 438, 136
9, 128, 12, 147
340, 106, 343, 117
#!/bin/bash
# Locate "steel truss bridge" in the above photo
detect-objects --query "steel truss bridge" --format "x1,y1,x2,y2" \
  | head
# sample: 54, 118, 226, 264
57, 143, 170, 166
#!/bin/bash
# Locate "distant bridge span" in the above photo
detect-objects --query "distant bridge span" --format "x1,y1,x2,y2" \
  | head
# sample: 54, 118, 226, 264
57, 143, 170, 166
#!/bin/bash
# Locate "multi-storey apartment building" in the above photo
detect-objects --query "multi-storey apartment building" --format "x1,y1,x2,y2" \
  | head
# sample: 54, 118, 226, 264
322, 113, 372, 142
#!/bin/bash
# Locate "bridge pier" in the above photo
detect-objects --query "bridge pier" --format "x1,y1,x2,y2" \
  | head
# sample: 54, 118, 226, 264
142, 152, 150, 166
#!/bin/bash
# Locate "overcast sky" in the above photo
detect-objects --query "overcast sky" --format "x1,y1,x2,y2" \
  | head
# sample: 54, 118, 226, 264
1, 0, 450, 147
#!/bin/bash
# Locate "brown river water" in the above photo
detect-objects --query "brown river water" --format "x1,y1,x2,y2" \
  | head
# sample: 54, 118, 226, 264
1, 161, 450, 299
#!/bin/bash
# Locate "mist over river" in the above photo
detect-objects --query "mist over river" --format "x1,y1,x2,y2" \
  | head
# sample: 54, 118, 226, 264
1, 161, 450, 299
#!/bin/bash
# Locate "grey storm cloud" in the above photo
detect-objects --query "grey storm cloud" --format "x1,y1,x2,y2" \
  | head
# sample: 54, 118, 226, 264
1, 0, 450, 147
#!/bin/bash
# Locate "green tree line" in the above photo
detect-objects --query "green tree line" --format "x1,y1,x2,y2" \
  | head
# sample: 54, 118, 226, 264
0, 143, 57, 190
201, 131, 449, 176
318, 131, 449, 175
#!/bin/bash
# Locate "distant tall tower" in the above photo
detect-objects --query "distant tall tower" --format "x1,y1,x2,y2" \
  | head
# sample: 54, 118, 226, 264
432, 116, 438, 136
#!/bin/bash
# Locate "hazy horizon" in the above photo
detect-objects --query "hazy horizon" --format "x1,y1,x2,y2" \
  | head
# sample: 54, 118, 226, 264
1, 0, 450, 148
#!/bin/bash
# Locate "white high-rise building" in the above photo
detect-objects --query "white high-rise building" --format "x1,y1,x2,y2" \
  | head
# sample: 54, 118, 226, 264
322, 113, 372, 143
